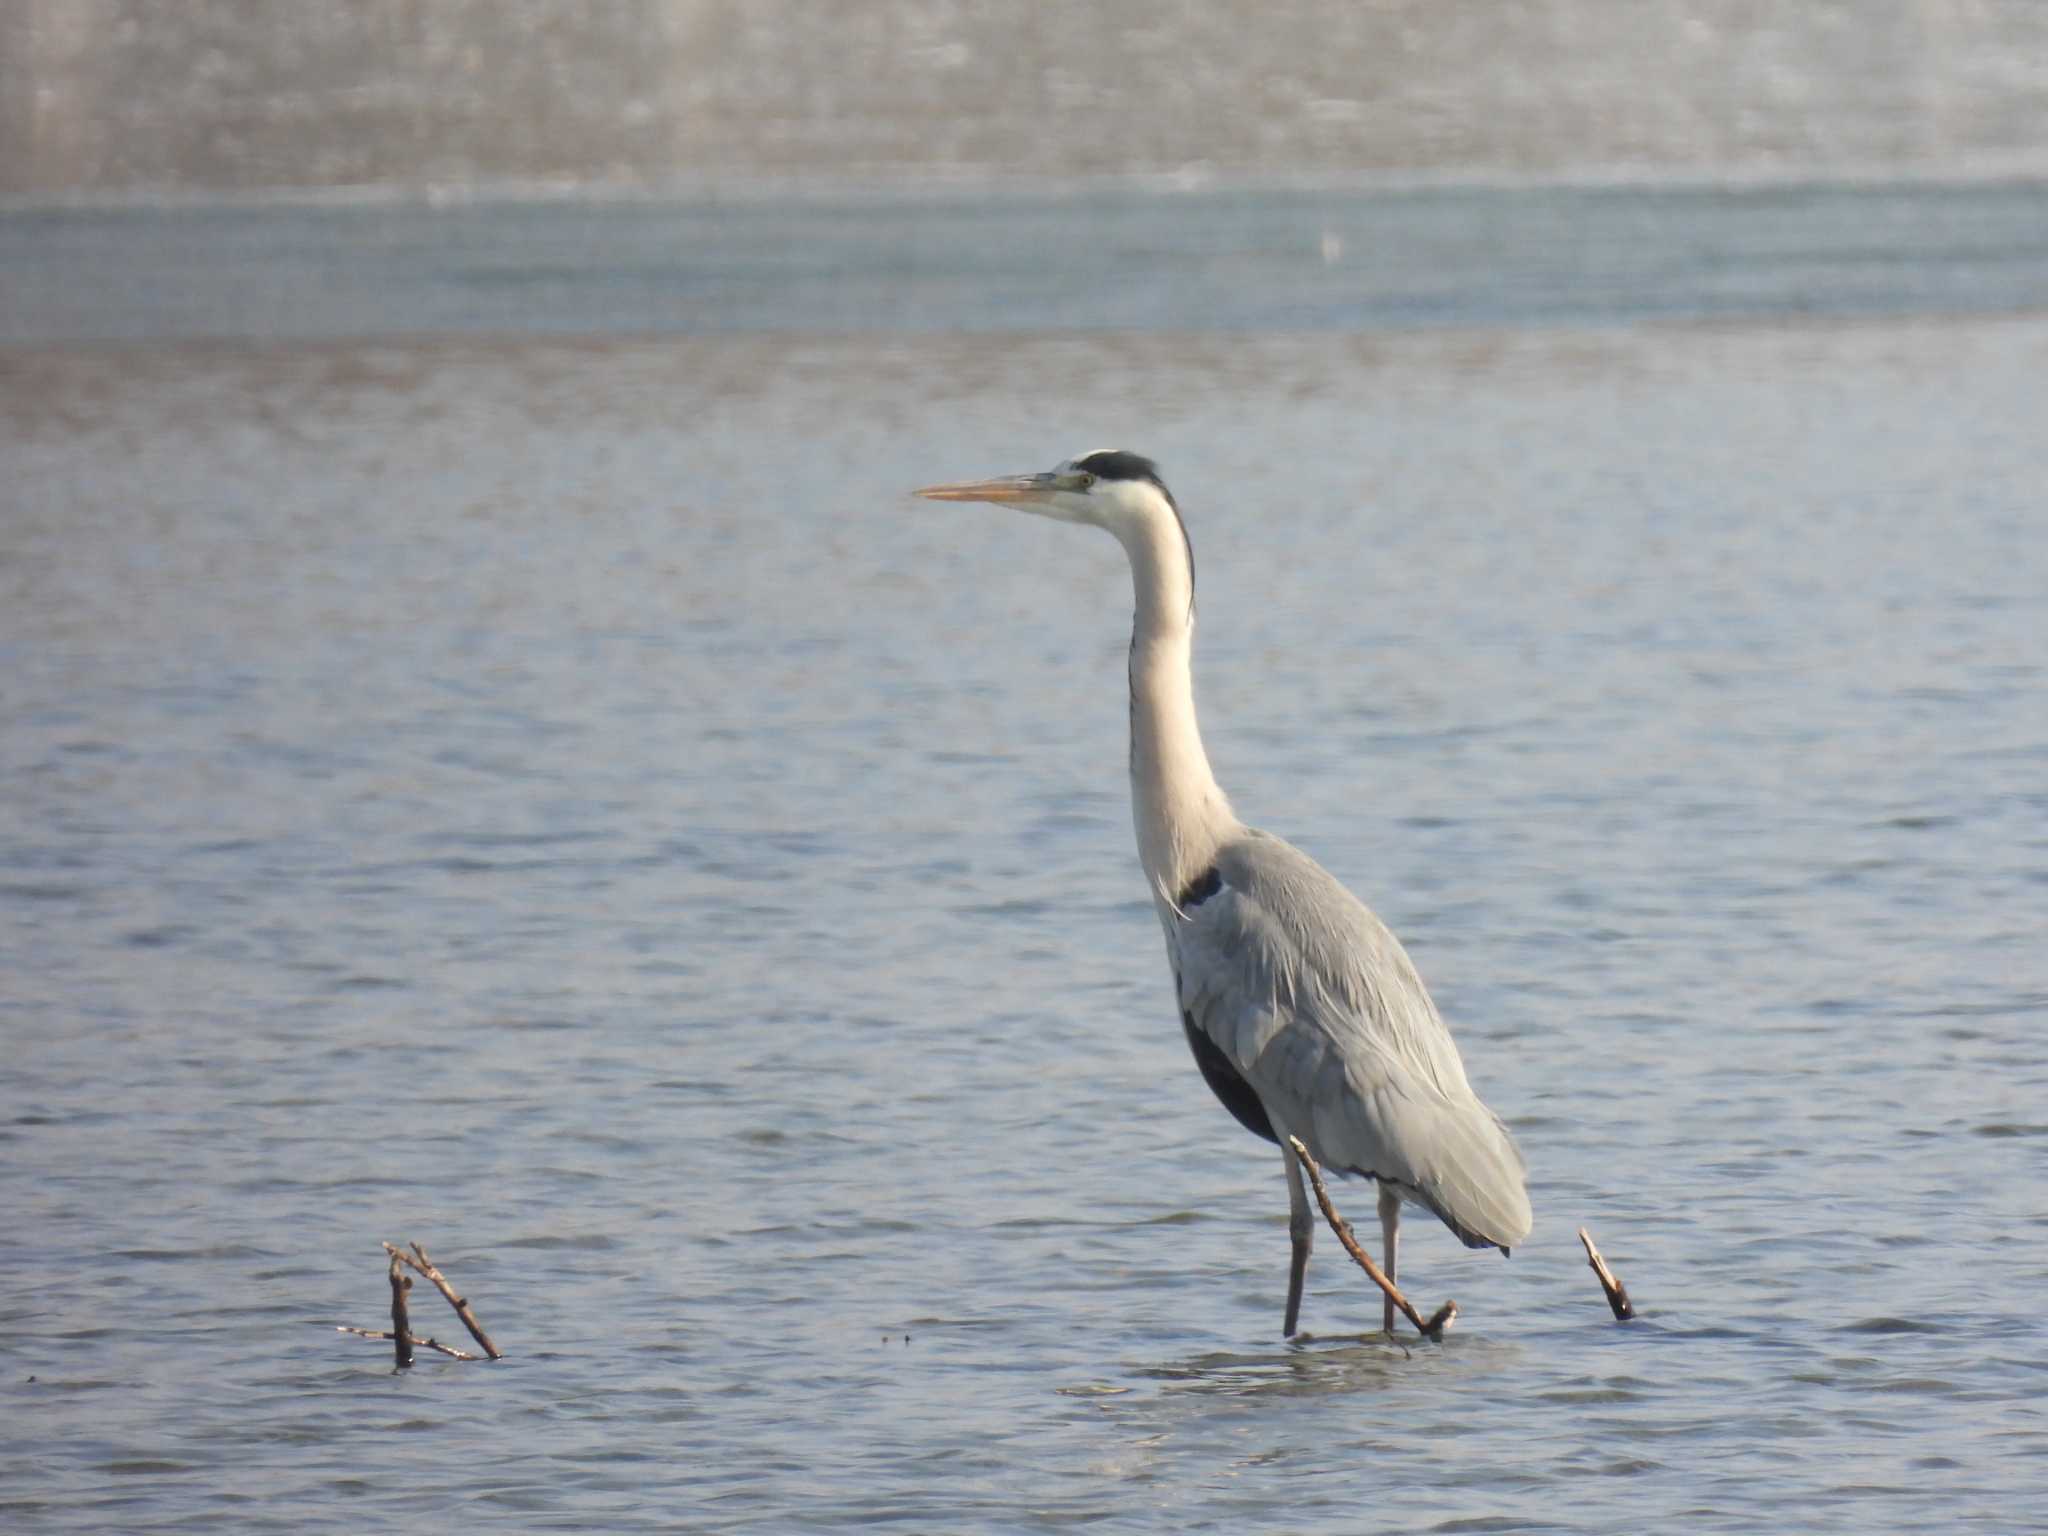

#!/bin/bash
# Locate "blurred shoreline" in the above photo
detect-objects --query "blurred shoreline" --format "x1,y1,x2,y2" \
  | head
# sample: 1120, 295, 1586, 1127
8, 156, 2048, 216
6, 3, 2047, 202
5, 178, 2046, 346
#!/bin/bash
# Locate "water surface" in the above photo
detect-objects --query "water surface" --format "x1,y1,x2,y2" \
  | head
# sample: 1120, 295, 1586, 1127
4, 179, 2048, 343
2, 201, 2046, 1531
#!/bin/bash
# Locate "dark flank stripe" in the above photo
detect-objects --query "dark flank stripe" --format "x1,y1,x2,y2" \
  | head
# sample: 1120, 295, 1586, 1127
1181, 1009, 1277, 1145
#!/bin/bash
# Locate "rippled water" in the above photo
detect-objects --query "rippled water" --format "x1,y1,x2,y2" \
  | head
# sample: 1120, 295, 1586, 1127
3, 203, 2047, 1531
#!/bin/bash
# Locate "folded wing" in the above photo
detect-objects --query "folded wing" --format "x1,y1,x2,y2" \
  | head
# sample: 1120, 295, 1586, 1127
1171, 830, 1531, 1251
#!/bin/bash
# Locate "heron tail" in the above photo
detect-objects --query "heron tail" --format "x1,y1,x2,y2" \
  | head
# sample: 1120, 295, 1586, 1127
1328, 1083, 1532, 1253
1412, 1100, 1532, 1252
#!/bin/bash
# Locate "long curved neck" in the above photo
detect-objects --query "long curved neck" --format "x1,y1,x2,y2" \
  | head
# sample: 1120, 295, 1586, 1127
1114, 510, 1235, 907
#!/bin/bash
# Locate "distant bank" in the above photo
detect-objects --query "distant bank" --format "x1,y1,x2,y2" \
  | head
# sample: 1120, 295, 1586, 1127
4, 1, 2048, 200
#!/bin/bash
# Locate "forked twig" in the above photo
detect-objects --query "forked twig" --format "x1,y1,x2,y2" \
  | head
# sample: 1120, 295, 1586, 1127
384, 1241, 503, 1360
338, 1240, 503, 1364
1577, 1227, 1635, 1320
1287, 1136, 1458, 1339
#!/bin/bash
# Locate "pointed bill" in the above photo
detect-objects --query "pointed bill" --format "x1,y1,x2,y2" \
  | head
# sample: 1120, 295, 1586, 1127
914, 474, 1056, 505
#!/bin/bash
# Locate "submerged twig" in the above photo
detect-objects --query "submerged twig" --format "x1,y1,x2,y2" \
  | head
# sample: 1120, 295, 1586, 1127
1577, 1226, 1635, 1321
1287, 1136, 1457, 1339
385, 1241, 503, 1360
337, 1325, 479, 1361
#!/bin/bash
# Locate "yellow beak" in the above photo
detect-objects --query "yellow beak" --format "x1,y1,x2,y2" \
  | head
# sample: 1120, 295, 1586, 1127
913, 474, 1056, 506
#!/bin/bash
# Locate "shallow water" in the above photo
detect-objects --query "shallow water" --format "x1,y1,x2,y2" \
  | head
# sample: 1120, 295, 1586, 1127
3, 204, 2048, 1531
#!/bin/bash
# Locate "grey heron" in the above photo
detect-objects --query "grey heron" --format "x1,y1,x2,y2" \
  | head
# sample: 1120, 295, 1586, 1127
917, 450, 1531, 1337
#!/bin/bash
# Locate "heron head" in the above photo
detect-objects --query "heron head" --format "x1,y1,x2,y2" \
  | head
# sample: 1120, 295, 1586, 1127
915, 449, 1181, 539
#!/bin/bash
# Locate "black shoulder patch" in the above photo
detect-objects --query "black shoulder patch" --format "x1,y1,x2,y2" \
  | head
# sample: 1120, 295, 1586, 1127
1176, 866, 1221, 911
1074, 449, 1167, 487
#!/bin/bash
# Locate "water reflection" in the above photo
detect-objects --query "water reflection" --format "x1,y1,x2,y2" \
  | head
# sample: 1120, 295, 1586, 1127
1135, 1335, 1431, 1399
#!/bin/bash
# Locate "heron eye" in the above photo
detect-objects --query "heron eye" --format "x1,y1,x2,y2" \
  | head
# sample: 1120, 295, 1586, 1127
1077, 472, 1097, 489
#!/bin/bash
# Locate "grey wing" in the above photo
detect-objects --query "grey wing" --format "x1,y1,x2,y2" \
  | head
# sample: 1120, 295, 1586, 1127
1171, 831, 1532, 1252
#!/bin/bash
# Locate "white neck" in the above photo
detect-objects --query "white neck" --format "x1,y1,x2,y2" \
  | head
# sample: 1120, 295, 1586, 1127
1111, 507, 1236, 908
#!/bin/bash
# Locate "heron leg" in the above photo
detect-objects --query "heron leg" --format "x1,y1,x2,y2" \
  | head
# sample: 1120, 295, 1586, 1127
1282, 1136, 1314, 1337
1377, 1182, 1401, 1335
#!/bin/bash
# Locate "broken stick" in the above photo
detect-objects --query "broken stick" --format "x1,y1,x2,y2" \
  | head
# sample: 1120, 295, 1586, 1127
1286, 1135, 1458, 1339
388, 1252, 415, 1368
1577, 1226, 1635, 1320
339, 1240, 502, 1364
385, 1241, 503, 1360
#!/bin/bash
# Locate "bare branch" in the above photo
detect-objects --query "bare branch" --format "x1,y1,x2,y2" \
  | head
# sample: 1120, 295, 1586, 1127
384, 1241, 503, 1360
1287, 1136, 1457, 1339
339, 1240, 501, 1364
1577, 1227, 1635, 1321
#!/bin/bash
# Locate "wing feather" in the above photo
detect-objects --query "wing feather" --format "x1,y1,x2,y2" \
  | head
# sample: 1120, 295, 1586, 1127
1169, 829, 1532, 1250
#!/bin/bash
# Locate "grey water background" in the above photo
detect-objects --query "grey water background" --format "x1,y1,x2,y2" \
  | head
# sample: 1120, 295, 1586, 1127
6, 195, 2048, 1531
5, 6, 2048, 1525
